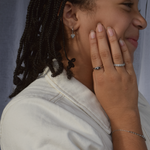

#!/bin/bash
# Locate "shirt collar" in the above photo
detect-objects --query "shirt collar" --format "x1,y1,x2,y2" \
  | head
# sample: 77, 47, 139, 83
43, 66, 111, 134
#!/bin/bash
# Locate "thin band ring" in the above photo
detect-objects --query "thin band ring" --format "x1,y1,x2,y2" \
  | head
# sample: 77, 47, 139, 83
93, 66, 104, 70
114, 63, 125, 67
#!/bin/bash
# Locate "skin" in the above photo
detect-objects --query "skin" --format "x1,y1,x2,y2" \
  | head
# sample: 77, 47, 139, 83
62, 0, 147, 92
89, 26, 147, 149
62, 1, 148, 149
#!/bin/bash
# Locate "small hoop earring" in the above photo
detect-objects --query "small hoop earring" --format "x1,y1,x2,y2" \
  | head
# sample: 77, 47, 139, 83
71, 28, 75, 39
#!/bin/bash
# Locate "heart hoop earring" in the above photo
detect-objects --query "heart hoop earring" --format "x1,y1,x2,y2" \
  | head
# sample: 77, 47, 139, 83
71, 28, 75, 39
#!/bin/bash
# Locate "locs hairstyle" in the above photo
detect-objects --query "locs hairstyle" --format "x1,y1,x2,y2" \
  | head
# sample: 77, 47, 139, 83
10, 0, 95, 98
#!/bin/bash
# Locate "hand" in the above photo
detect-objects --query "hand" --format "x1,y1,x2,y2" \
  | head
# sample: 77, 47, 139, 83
89, 23, 139, 122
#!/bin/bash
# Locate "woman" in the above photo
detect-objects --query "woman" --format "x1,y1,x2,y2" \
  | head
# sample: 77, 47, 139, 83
0, 0, 150, 149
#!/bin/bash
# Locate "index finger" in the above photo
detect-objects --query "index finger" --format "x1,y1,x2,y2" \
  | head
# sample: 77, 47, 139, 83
89, 30, 104, 72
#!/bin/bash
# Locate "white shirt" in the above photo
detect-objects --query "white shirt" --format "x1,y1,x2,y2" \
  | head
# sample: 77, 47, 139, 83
0, 67, 150, 150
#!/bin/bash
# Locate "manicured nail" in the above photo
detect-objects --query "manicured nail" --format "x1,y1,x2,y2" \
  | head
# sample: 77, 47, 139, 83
107, 27, 114, 36
119, 39, 124, 46
90, 30, 95, 39
97, 23, 103, 32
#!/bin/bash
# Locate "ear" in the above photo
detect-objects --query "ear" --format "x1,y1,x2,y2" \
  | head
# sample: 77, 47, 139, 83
63, 2, 80, 30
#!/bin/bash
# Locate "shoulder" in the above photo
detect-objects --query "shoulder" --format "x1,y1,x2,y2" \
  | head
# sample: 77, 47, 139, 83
1, 76, 63, 121
0, 77, 62, 148
15, 76, 62, 101
0, 76, 65, 131
0, 77, 112, 150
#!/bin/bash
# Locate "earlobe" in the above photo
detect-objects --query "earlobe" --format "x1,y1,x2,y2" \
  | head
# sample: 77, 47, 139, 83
63, 2, 79, 30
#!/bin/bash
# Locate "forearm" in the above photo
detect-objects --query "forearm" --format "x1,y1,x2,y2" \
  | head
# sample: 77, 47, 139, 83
110, 109, 147, 150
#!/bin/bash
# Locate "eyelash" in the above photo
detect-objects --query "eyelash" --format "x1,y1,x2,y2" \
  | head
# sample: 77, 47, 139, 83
123, 3, 134, 8
123, 3, 141, 12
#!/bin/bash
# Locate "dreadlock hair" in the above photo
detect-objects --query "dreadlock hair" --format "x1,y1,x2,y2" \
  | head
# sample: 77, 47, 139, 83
9, 0, 95, 98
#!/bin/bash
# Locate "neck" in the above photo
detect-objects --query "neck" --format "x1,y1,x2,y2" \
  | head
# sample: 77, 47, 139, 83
61, 26, 94, 92
72, 62, 94, 92
62, 44, 94, 92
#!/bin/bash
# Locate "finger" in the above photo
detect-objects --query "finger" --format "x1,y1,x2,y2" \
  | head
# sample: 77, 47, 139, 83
89, 30, 104, 72
96, 23, 114, 72
119, 39, 135, 75
107, 27, 126, 72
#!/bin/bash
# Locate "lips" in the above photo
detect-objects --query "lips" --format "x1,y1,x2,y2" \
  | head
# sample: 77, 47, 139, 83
127, 38, 138, 48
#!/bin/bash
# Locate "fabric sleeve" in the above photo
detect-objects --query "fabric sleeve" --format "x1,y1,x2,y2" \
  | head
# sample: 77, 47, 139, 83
0, 97, 109, 150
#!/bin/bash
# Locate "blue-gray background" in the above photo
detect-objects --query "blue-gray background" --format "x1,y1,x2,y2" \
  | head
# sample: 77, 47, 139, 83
0, 0, 150, 122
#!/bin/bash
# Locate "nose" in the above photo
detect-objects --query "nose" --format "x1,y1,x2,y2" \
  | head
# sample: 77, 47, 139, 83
133, 13, 147, 30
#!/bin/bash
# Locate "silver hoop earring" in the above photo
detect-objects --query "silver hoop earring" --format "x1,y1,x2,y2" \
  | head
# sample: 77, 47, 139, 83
71, 28, 75, 39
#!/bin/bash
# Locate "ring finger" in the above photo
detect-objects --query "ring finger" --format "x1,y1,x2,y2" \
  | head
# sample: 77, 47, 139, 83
107, 27, 126, 72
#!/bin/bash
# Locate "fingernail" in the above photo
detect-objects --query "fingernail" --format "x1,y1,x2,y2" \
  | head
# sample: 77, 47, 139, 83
119, 39, 124, 46
90, 30, 95, 39
97, 23, 103, 32
107, 27, 114, 36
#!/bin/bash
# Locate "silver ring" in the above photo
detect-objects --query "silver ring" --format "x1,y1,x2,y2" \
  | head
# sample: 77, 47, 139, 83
93, 66, 103, 70
114, 63, 125, 67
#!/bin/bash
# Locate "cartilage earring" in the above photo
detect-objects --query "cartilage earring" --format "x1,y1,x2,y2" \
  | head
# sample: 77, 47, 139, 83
71, 28, 75, 39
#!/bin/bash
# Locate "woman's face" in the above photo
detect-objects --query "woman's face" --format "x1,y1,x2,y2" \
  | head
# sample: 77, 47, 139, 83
75, 0, 147, 62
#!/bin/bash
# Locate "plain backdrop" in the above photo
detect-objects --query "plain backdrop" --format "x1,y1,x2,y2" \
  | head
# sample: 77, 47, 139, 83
0, 0, 150, 119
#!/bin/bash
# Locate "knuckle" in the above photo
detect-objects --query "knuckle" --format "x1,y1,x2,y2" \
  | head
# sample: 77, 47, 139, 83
109, 36, 117, 43
125, 59, 132, 65
100, 50, 110, 58
97, 33, 105, 39
124, 76, 135, 87
122, 74, 137, 85
90, 39, 97, 45
131, 77, 136, 84
113, 53, 122, 60
91, 53, 99, 61
122, 75, 130, 83
122, 47, 128, 53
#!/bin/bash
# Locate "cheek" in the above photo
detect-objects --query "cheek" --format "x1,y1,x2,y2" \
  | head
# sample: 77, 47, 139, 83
77, 17, 98, 59
96, 9, 131, 38
77, 10, 131, 61
78, 25, 93, 60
